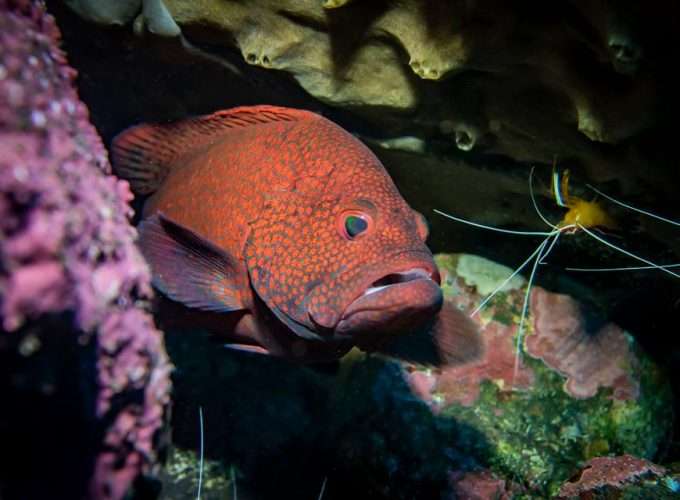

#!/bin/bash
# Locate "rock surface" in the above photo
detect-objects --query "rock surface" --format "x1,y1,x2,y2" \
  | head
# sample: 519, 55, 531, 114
159, 1, 680, 196
556, 455, 678, 500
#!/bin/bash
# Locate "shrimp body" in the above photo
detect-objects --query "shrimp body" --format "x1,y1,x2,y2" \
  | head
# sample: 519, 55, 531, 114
552, 168, 617, 231
436, 162, 679, 385
560, 197, 617, 230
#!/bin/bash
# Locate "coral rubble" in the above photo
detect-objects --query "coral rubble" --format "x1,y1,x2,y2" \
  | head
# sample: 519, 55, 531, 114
0, 1, 171, 498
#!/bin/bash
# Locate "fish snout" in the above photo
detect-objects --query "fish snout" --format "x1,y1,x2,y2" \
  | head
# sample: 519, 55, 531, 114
330, 266, 443, 337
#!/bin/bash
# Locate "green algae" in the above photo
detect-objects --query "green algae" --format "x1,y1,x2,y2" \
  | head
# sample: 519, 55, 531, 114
440, 351, 671, 496
160, 448, 234, 500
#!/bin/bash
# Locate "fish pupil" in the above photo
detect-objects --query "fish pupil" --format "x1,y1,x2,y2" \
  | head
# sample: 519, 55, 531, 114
345, 215, 368, 238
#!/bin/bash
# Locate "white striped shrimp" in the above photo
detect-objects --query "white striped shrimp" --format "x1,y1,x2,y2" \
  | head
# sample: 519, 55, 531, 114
435, 163, 680, 380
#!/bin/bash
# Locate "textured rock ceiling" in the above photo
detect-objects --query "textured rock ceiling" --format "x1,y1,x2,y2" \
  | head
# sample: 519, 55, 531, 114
157, 0, 679, 192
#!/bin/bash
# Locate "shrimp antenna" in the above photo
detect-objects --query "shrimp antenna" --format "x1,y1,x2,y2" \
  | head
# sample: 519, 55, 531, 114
566, 263, 680, 272
539, 229, 563, 265
318, 477, 328, 500
231, 466, 238, 500
578, 224, 680, 279
513, 232, 559, 383
196, 406, 204, 500
529, 166, 558, 229
586, 184, 680, 227
434, 209, 557, 236
470, 228, 569, 316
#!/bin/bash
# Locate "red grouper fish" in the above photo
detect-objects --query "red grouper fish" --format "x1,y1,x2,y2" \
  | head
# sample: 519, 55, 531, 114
112, 105, 481, 365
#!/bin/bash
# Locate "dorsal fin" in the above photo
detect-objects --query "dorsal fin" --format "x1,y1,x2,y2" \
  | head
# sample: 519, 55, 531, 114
111, 105, 319, 194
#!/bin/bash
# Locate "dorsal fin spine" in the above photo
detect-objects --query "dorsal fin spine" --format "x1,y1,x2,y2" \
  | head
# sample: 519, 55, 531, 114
111, 105, 315, 195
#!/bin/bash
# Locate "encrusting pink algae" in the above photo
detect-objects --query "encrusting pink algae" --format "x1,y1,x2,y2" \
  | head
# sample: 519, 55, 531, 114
0, 1, 172, 498
526, 286, 639, 401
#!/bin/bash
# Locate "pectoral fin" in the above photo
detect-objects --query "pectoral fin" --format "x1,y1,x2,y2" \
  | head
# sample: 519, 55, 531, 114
138, 213, 246, 312
223, 344, 271, 355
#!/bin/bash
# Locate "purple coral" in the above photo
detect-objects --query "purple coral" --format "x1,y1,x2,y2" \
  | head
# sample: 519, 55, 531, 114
525, 287, 639, 400
0, 1, 171, 499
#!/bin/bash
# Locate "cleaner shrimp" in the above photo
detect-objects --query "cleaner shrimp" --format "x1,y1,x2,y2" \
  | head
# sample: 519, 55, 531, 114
435, 163, 680, 378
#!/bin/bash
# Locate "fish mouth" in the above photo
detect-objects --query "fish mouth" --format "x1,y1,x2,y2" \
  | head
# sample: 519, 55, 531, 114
363, 268, 436, 296
332, 266, 443, 337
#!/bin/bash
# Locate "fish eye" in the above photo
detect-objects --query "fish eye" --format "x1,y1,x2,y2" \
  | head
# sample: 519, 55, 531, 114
339, 211, 372, 240
345, 215, 368, 237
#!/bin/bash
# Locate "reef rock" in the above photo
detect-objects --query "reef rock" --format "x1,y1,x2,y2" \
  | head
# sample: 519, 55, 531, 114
0, 2, 171, 499
64, 0, 180, 37
556, 455, 678, 500
402, 253, 672, 496
61, 0, 680, 199
448, 469, 521, 500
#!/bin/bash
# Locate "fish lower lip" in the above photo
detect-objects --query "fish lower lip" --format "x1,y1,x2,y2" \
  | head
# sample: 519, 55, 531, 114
307, 264, 438, 331
334, 269, 442, 335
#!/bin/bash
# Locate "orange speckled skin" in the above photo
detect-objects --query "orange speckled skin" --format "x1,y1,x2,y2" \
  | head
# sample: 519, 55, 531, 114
142, 109, 439, 359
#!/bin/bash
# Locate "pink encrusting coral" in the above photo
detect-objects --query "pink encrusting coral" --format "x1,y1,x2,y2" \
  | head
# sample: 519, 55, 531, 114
0, 1, 172, 499
404, 285, 534, 409
429, 319, 534, 408
404, 270, 639, 408
526, 287, 639, 400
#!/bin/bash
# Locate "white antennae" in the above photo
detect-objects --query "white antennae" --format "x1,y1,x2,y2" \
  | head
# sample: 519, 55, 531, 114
529, 166, 558, 229
566, 263, 680, 272
578, 224, 680, 279
586, 184, 680, 227
317, 477, 328, 500
231, 466, 238, 500
196, 406, 204, 500
513, 232, 557, 382
539, 227, 567, 264
434, 209, 557, 236
470, 228, 567, 316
